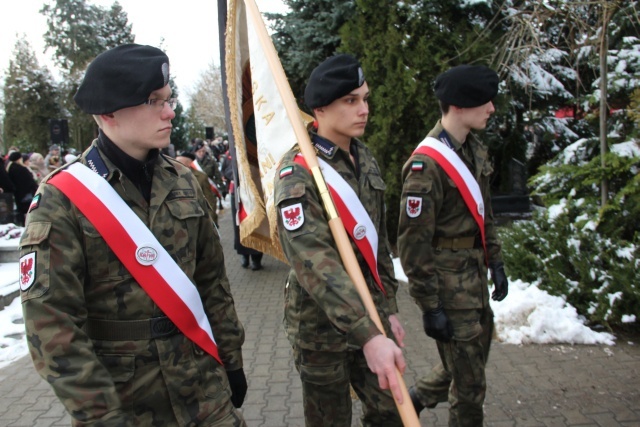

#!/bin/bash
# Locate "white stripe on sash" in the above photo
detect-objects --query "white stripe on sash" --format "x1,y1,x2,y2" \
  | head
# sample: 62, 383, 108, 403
62, 163, 217, 347
417, 137, 484, 219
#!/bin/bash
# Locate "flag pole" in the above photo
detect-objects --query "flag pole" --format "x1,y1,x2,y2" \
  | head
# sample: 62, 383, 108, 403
242, 1, 419, 424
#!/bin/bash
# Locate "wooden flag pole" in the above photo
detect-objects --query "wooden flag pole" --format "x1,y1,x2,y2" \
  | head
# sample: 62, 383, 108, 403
242, 1, 419, 425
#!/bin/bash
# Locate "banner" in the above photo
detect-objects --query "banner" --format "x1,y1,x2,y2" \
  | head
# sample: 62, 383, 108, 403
225, 0, 311, 262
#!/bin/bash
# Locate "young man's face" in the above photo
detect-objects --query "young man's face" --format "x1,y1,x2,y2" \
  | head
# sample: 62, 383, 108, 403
459, 100, 495, 131
108, 84, 175, 158
316, 82, 370, 141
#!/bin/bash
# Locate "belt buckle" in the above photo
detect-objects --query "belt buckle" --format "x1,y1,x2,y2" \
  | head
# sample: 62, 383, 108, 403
150, 317, 178, 339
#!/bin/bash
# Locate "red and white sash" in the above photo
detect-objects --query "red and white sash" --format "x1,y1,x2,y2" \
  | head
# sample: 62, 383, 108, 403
294, 154, 385, 294
48, 163, 222, 365
192, 159, 222, 198
413, 137, 487, 257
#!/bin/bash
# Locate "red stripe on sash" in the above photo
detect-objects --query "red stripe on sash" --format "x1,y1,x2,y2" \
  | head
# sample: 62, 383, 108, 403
413, 145, 487, 260
293, 156, 385, 294
49, 172, 222, 364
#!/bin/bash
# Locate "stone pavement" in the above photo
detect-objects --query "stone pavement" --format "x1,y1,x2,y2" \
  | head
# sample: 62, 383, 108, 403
1, 206, 639, 426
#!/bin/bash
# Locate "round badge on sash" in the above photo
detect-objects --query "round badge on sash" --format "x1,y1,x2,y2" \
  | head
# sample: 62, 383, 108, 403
477, 202, 485, 217
353, 224, 367, 240
136, 244, 159, 266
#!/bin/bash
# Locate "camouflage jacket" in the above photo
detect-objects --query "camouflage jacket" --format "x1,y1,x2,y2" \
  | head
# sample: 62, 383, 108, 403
197, 153, 223, 189
397, 121, 503, 312
194, 168, 219, 224
19, 141, 244, 426
274, 133, 399, 352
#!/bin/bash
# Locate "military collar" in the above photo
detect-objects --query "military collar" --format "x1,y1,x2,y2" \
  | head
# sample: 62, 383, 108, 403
311, 133, 339, 159
311, 132, 364, 160
433, 120, 463, 152
83, 134, 176, 181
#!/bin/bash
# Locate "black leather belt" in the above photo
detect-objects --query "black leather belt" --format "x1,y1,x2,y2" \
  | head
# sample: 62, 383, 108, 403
432, 235, 482, 250
83, 316, 180, 341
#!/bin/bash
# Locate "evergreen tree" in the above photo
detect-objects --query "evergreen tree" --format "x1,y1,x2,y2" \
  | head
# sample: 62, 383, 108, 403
169, 78, 189, 153
2, 37, 61, 154
341, 0, 502, 243
40, 0, 134, 75
40, 0, 135, 149
267, 0, 356, 102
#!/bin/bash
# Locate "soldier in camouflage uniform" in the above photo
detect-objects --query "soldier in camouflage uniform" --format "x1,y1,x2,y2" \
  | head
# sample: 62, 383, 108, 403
193, 139, 224, 208
19, 44, 247, 426
274, 54, 406, 426
176, 150, 220, 227
397, 65, 509, 426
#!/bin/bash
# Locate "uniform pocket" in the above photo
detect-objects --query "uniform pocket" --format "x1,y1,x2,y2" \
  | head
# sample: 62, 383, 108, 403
193, 344, 227, 399
96, 353, 135, 383
165, 198, 205, 263
299, 359, 347, 386
79, 216, 121, 280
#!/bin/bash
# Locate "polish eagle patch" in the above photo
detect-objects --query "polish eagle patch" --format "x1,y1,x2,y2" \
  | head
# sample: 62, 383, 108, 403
19, 252, 36, 291
282, 202, 304, 231
406, 196, 423, 218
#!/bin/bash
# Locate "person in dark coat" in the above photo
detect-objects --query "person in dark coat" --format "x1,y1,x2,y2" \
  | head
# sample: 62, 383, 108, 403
6, 151, 38, 225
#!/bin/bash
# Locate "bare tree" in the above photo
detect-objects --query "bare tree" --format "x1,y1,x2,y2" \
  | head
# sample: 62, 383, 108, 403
186, 62, 227, 135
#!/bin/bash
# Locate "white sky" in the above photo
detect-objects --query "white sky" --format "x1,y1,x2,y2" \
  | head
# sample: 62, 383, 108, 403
0, 0, 288, 98
0, 221, 622, 370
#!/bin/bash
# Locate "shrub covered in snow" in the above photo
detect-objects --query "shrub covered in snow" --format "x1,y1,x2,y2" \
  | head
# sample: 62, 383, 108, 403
500, 138, 640, 329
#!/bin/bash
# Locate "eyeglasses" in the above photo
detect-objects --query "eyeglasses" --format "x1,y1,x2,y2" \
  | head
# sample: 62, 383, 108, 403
143, 97, 178, 111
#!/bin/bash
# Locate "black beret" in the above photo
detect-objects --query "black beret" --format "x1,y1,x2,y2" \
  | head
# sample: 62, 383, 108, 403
176, 151, 196, 161
8, 151, 22, 162
74, 44, 170, 114
304, 54, 366, 109
434, 65, 499, 108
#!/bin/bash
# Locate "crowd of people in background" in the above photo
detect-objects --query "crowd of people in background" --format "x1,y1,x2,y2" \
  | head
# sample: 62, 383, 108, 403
0, 136, 231, 229
0, 144, 79, 226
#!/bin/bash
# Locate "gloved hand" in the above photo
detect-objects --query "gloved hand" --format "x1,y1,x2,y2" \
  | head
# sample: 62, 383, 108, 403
422, 302, 453, 342
489, 261, 509, 301
226, 368, 248, 408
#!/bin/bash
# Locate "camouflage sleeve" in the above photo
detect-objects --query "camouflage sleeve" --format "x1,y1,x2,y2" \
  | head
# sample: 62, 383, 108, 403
397, 155, 442, 312
193, 183, 245, 371
20, 183, 131, 425
481, 160, 503, 264
212, 158, 224, 187
275, 159, 381, 348
375, 189, 399, 314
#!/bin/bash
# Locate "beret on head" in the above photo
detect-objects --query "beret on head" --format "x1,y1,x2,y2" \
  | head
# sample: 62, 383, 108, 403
177, 151, 196, 161
192, 140, 205, 151
8, 151, 22, 162
304, 54, 366, 110
434, 65, 499, 108
74, 44, 170, 114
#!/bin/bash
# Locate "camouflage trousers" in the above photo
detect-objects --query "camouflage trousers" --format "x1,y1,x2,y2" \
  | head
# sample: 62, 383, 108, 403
293, 347, 402, 427
414, 305, 494, 427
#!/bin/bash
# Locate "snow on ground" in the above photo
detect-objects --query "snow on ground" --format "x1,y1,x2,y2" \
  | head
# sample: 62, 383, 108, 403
393, 258, 616, 347
0, 235, 622, 369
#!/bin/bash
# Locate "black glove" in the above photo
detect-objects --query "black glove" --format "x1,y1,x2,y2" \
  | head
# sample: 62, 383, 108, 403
489, 261, 509, 301
226, 368, 248, 408
422, 302, 453, 343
